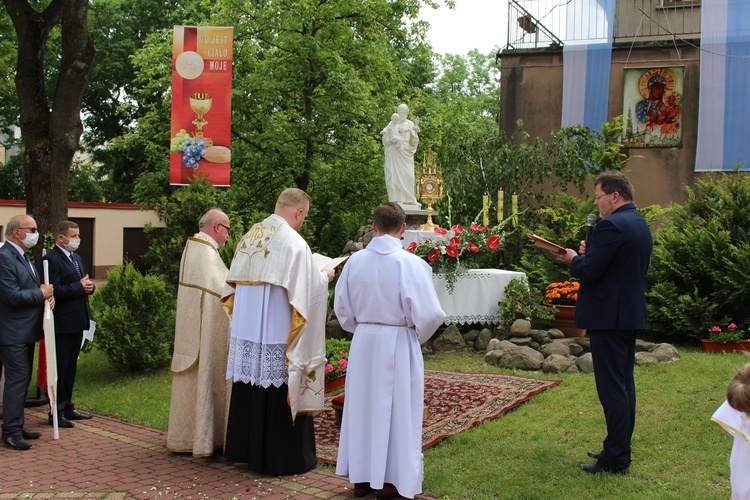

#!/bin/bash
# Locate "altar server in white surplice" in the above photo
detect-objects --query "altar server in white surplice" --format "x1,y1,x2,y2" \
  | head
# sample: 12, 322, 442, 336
712, 363, 750, 499
167, 209, 231, 457
222, 188, 333, 476
334, 202, 445, 499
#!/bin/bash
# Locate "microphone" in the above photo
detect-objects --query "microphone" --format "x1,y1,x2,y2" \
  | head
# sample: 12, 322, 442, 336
585, 214, 598, 247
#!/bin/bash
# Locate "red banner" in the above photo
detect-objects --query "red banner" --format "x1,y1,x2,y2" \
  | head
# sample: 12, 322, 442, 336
170, 26, 233, 186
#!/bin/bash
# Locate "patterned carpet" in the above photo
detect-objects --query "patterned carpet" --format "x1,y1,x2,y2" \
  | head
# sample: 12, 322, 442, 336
314, 369, 561, 464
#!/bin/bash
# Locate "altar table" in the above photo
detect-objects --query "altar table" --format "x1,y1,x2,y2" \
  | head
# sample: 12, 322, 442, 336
432, 269, 527, 325
401, 229, 453, 249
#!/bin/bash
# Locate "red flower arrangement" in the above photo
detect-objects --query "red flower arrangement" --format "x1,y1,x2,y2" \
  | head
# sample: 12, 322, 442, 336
406, 223, 505, 292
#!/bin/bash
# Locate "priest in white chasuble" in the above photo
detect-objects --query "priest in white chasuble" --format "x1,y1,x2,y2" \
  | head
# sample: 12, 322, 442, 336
222, 188, 334, 476
167, 209, 232, 457
334, 202, 446, 499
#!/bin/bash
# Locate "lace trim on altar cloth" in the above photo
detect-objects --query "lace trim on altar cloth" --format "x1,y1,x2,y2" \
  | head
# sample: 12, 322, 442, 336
433, 271, 497, 281
444, 314, 499, 325
226, 338, 288, 388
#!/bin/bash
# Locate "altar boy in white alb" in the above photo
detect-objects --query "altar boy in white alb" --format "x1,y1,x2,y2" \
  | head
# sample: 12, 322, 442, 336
334, 202, 445, 499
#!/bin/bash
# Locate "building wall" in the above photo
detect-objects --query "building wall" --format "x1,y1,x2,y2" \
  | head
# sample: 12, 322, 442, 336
499, 42, 706, 209
0, 201, 164, 279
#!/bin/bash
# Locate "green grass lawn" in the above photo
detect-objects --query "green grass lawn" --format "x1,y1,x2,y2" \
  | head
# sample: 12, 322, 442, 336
68, 345, 742, 499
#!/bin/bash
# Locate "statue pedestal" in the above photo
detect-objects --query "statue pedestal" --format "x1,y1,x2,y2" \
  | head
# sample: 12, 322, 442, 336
400, 205, 436, 230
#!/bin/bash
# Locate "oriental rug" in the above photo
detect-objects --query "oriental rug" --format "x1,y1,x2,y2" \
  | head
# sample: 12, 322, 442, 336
314, 369, 561, 465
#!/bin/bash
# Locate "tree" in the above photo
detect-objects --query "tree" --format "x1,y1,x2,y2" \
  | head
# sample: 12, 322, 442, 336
2, 0, 95, 250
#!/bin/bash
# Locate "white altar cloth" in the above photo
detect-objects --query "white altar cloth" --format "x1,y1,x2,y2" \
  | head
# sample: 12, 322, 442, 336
432, 269, 527, 325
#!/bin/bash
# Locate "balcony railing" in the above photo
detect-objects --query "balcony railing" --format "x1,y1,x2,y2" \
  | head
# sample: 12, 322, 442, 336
505, 0, 701, 51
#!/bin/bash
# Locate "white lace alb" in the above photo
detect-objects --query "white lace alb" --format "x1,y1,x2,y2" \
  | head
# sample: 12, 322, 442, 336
226, 337, 288, 388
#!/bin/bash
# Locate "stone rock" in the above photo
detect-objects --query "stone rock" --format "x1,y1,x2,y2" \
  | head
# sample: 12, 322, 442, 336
509, 319, 532, 337
567, 363, 580, 374
543, 354, 573, 373
463, 329, 481, 343
486, 340, 517, 353
636, 339, 657, 352
575, 337, 591, 351
541, 341, 571, 358
576, 352, 594, 373
635, 352, 660, 365
547, 328, 566, 340
498, 346, 544, 371
362, 230, 375, 245
350, 241, 365, 252
474, 329, 494, 351
342, 240, 354, 254
530, 329, 550, 344
509, 337, 532, 346
484, 349, 504, 366
568, 342, 585, 357
326, 319, 348, 340
651, 343, 681, 362
432, 325, 466, 352
421, 344, 434, 355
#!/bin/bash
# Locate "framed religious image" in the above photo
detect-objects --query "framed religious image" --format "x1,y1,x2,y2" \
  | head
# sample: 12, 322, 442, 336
621, 67, 684, 148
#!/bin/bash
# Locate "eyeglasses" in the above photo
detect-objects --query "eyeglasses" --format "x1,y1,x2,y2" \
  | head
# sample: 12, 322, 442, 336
594, 193, 614, 201
219, 224, 230, 232
17, 227, 38, 233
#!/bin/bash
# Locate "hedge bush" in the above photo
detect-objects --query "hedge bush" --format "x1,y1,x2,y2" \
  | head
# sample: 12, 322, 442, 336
647, 173, 750, 339
90, 262, 176, 372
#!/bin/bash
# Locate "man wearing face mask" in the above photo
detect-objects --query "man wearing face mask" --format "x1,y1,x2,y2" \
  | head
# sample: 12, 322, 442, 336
167, 209, 233, 457
42, 220, 96, 429
0, 214, 54, 450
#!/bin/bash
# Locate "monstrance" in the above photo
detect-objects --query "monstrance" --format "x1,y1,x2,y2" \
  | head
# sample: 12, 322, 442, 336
416, 154, 445, 231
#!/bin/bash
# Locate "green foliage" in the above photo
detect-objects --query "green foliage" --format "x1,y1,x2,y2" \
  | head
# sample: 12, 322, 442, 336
140, 178, 232, 287
647, 173, 750, 339
90, 262, 175, 373
496, 277, 554, 329
0, 153, 24, 199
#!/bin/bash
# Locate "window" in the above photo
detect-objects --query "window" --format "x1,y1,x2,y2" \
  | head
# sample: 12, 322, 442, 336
662, 0, 701, 7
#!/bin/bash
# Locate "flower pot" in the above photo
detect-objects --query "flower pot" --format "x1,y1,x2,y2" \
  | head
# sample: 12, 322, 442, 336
324, 374, 346, 393
701, 339, 750, 353
550, 304, 586, 338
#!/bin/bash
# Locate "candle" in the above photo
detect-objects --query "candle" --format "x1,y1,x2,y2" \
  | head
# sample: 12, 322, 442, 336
482, 192, 489, 226
512, 192, 518, 227
497, 188, 504, 223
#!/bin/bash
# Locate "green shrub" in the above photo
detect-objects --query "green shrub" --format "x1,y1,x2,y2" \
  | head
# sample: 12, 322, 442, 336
497, 277, 554, 329
647, 173, 750, 339
90, 262, 176, 373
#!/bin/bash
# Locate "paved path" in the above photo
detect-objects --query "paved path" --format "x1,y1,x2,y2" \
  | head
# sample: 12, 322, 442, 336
0, 407, 433, 499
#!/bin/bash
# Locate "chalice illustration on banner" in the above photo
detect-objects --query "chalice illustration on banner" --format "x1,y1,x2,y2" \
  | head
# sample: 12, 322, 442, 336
190, 92, 214, 147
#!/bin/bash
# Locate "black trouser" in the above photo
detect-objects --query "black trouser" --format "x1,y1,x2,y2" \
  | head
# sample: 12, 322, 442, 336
55, 332, 84, 413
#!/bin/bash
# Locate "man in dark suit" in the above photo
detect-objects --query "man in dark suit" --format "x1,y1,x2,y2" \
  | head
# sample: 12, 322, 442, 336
43, 221, 96, 429
557, 171, 653, 474
0, 215, 55, 450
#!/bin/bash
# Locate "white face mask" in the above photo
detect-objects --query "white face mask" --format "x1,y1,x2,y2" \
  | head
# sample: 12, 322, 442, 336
21, 231, 39, 249
63, 236, 81, 252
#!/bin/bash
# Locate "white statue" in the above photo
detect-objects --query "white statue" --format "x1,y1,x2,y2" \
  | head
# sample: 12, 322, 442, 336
381, 104, 420, 206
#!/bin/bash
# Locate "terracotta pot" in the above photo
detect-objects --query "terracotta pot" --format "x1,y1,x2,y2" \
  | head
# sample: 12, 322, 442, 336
550, 304, 586, 338
701, 339, 750, 353
324, 374, 346, 393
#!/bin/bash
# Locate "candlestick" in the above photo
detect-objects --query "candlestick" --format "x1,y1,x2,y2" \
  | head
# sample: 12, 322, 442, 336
483, 192, 489, 226
498, 188, 504, 223
512, 192, 518, 227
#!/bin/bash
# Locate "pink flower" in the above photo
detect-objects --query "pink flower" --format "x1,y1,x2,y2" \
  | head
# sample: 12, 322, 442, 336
428, 249, 441, 262
487, 235, 501, 250
406, 241, 417, 253
451, 224, 464, 234
729, 323, 738, 330
325, 364, 334, 372
445, 245, 459, 258
711, 326, 722, 333
338, 359, 348, 368
433, 227, 448, 236
467, 242, 480, 253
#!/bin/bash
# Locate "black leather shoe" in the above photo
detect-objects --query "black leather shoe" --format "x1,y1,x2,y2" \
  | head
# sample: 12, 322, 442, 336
3, 434, 32, 450
22, 429, 42, 440
65, 409, 92, 420
376, 484, 404, 499
49, 414, 75, 428
353, 482, 373, 497
588, 450, 602, 460
580, 461, 629, 475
